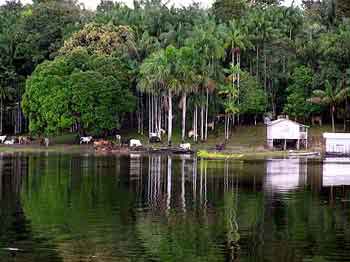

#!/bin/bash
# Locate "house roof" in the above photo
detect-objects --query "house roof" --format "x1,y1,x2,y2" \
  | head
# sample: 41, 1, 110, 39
267, 118, 309, 128
323, 133, 350, 139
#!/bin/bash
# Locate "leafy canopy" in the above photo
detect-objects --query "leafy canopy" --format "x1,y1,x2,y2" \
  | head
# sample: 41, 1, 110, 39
22, 49, 135, 135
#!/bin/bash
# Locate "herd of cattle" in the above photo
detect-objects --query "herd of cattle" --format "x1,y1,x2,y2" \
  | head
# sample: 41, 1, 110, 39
0, 135, 49, 146
0, 134, 192, 151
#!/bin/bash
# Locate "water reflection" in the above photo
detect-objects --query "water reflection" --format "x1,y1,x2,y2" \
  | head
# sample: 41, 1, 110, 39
1, 154, 350, 261
323, 158, 350, 187
265, 159, 307, 193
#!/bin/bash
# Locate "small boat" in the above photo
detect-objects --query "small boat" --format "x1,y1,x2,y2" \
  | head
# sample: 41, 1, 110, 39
149, 147, 194, 155
288, 151, 320, 157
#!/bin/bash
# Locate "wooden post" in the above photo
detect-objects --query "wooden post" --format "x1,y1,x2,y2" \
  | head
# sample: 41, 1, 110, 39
284, 139, 287, 151
297, 139, 300, 150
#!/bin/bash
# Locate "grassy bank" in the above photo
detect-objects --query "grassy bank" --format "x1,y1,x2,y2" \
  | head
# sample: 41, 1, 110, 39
0, 124, 332, 156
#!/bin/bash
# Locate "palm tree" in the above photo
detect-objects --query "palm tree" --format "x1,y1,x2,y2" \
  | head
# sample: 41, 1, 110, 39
309, 80, 350, 132
221, 19, 251, 125
176, 46, 199, 142
187, 19, 224, 141
219, 74, 239, 140
138, 46, 180, 144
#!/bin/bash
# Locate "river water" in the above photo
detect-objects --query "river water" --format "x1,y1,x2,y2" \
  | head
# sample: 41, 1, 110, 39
1, 153, 350, 261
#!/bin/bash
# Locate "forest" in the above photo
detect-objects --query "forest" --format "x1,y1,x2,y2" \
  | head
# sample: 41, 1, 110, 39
1, 0, 350, 143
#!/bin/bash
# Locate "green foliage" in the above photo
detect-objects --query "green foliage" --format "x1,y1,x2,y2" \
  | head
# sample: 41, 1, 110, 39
239, 73, 267, 116
22, 49, 135, 135
284, 66, 318, 118
59, 23, 137, 57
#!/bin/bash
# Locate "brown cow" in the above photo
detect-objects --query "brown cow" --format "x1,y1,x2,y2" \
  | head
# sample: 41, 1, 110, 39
311, 115, 322, 126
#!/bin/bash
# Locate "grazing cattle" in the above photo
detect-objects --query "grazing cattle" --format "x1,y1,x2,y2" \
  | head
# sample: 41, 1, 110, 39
4, 139, 15, 145
180, 143, 191, 150
44, 138, 50, 147
188, 130, 195, 138
116, 134, 121, 144
160, 128, 166, 136
0, 135, 7, 144
311, 116, 322, 126
149, 135, 161, 143
130, 139, 142, 148
18, 136, 31, 145
80, 136, 93, 144
94, 140, 111, 148
208, 122, 215, 131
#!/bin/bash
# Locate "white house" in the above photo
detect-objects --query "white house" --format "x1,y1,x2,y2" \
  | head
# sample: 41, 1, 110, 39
267, 118, 309, 150
323, 133, 350, 155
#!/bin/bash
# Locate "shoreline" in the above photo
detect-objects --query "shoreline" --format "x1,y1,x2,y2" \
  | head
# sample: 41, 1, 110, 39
0, 144, 324, 160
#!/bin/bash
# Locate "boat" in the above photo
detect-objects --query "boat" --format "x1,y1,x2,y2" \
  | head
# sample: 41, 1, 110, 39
149, 147, 195, 155
288, 151, 320, 157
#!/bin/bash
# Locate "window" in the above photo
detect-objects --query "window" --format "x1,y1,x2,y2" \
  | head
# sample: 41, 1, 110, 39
299, 126, 306, 132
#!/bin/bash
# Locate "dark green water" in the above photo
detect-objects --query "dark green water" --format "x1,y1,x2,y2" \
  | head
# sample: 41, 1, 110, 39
1, 153, 350, 262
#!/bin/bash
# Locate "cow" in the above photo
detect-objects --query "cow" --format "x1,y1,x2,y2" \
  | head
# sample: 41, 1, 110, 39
208, 121, 215, 131
311, 115, 322, 126
0, 136, 7, 144
44, 138, 50, 147
188, 130, 195, 138
159, 128, 166, 136
94, 140, 111, 147
18, 136, 31, 145
180, 143, 191, 150
149, 132, 161, 143
80, 136, 93, 144
4, 139, 15, 145
130, 139, 142, 148
116, 135, 121, 144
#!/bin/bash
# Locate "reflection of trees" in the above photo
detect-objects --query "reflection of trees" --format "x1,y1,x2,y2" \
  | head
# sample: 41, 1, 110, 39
22, 154, 144, 261
0, 153, 62, 261
8, 153, 350, 262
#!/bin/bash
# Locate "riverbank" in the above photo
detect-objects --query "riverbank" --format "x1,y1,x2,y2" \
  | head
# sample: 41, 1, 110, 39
0, 124, 330, 158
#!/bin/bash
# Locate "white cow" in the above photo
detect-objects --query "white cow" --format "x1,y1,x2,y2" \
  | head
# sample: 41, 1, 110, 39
4, 139, 15, 145
180, 143, 191, 150
160, 128, 166, 135
80, 136, 93, 144
188, 130, 194, 138
44, 138, 50, 147
116, 135, 121, 144
150, 132, 160, 138
0, 136, 7, 144
208, 122, 215, 131
130, 139, 142, 148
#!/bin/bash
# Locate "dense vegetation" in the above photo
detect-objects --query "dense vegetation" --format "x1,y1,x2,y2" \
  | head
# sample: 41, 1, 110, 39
1, 0, 350, 140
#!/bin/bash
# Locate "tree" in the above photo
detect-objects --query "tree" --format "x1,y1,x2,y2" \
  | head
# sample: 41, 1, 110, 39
308, 80, 350, 132
239, 72, 266, 125
138, 46, 180, 144
22, 49, 135, 135
284, 66, 317, 120
212, 0, 247, 23
176, 46, 199, 142
59, 23, 137, 58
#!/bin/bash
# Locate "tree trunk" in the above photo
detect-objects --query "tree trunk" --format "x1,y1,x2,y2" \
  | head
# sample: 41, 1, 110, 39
237, 52, 241, 126
201, 105, 204, 141
331, 105, 335, 132
256, 46, 259, 81
182, 93, 187, 142
205, 89, 208, 141
254, 115, 257, 126
0, 97, 3, 135
148, 94, 151, 137
195, 105, 198, 142
168, 90, 172, 145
